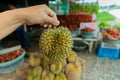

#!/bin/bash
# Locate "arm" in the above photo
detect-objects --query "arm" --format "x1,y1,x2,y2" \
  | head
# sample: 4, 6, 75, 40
0, 4, 60, 40
0, 9, 25, 40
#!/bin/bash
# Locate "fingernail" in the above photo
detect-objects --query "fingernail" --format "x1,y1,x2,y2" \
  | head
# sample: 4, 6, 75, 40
44, 24, 47, 27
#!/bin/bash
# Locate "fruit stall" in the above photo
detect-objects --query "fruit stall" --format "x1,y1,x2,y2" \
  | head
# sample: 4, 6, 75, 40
0, 27, 85, 80
1, 0, 120, 80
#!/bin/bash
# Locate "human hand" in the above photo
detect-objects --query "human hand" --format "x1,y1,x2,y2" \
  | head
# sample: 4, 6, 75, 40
23, 4, 60, 27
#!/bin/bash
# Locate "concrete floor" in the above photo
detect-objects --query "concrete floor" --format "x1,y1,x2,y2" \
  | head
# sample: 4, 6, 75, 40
77, 51, 120, 80
0, 39, 120, 80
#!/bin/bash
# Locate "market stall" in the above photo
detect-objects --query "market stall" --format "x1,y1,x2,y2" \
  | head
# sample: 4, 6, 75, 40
0, 27, 85, 80
1, 0, 120, 80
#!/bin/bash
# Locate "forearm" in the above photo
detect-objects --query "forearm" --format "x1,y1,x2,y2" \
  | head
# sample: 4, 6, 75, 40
0, 4, 60, 40
0, 9, 26, 40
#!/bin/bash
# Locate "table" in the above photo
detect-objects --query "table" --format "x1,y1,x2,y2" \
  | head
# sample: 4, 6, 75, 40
73, 37, 98, 53
72, 24, 101, 53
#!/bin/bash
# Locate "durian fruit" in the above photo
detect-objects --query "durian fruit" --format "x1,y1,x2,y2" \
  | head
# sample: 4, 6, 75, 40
39, 28, 56, 57
27, 74, 33, 80
33, 66, 43, 80
65, 58, 83, 80
39, 27, 73, 64
40, 54, 50, 69
41, 70, 55, 80
50, 62, 62, 75
27, 69, 34, 80
55, 73, 67, 80
29, 54, 41, 67
61, 59, 67, 69
67, 51, 77, 63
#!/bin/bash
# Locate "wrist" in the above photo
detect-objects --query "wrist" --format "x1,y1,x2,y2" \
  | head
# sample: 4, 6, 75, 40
5, 8, 28, 25
13, 8, 27, 24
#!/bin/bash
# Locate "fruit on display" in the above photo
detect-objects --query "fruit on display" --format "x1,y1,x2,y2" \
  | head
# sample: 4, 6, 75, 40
0, 49, 22, 63
65, 58, 82, 80
41, 70, 55, 80
99, 21, 111, 28
55, 73, 67, 80
67, 51, 77, 63
39, 27, 73, 64
81, 28, 94, 32
33, 66, 43, 80
16, 26, 84, 80
57, 14, 93, 31
27, 69, 34, 80
29, 54, 41, 67
101, 28, 120, 39
40, 54, 50, 69
61, 59, 67, 69
50, 62, 62, 75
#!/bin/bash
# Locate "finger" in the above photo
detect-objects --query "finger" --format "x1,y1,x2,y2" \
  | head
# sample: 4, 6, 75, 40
43, 24, 48, 27
48, 24, 52, 28
46, 10, 60, 25
48, 11, 58, 21
45, 15, 60, 26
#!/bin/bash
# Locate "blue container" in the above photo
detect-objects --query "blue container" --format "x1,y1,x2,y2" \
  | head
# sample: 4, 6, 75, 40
81, 31, 95, 38
0, 50, 25, 74
103, 37, 120, 44
73, 40, 87, 52
97, 45, 120, 60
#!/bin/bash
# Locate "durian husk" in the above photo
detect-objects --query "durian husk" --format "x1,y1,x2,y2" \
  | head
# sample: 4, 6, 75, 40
41, 69, 55, 80
65, 57, 83, 80
67, 51, 77, 63
29, 54, 41, 67
39, 27, 73, 64
33, 66, 43, 80
16, 26, 85, 80
16, 51, 85, 80
27, 68, 34, 80
55, 73, 67, 80
50, 62, 62, 75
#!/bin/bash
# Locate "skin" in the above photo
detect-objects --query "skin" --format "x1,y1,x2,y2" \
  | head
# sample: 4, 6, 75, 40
8, 4, 28, 32
0, 4, 60, 40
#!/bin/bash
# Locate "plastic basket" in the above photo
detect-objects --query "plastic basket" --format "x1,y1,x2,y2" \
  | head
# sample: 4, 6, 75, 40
81, 31, 95, 38
97, 45, 120, 60
103, 37, 120, 44
101, 42, 119, 49
73, 40, 87, 52
0, 46, 25, 74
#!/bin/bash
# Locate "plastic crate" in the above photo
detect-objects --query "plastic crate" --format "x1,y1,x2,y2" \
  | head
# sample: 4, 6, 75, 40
97, 45, 120, 60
